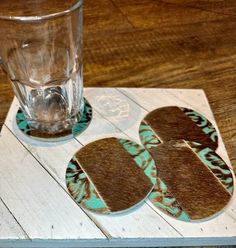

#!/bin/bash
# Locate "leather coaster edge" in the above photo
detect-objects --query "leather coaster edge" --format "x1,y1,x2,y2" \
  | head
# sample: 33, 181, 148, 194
66, 156, 110, 214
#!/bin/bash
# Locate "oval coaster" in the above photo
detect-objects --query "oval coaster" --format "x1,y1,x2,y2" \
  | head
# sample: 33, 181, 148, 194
139, 106, 218, 151
66, 138, 157, 214
16, 98, 92, 142
148, 140, 234, 222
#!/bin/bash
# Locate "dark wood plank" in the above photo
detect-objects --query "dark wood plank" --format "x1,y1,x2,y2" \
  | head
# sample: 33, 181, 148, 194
165, 0, 236, 16
85, 0, 236, 172
112, 0, 230, 29
0, 0, 235, 177
84, 17, 236, 86
84, 0, 134, 34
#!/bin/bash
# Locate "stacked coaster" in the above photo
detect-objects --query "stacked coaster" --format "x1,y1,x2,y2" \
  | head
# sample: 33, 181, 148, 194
139, 106, 233, 222
64, 105, 233, 220
139, 107, 218, 150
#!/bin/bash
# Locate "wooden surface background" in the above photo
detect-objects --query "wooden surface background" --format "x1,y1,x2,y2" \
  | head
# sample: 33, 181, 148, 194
0, 0, 235, 174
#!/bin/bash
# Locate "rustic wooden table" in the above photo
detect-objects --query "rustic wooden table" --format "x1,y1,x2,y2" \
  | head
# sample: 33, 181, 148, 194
1, 0, 235, 174
0, 0, 236, 173
0, 0, 236, 247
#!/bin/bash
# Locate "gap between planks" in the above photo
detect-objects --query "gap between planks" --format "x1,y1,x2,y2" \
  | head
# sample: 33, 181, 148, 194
3, 124, 112, 240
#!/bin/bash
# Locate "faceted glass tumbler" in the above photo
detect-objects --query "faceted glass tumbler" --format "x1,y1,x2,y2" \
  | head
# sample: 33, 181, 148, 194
0, 0, 84, 134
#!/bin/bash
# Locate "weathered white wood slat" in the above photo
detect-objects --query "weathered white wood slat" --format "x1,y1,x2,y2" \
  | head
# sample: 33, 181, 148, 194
0, 199, 27, 240
0, 125, 106, 240
4, 97, 180, 240
1, 88, 236, 247
85, 88, 236, 238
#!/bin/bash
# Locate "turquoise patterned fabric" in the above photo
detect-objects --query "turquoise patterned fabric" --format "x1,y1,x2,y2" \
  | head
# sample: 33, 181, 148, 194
181, 108, 218, 144
66, 159, 108, 214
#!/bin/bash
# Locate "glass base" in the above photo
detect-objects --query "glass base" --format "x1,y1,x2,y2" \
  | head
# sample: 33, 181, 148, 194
15, 98, 92, 142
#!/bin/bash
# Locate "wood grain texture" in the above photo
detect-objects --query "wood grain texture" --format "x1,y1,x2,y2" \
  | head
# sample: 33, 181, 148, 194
0, 0, 235, 175
0, 125, 106, 240
0, 199, 27, 239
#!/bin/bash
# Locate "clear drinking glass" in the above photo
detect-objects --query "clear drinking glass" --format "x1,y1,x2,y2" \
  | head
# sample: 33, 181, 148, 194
0, 0, 84, 134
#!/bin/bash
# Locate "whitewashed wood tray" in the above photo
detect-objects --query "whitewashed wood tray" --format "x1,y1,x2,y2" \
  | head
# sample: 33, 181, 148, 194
0, 88, 235, 248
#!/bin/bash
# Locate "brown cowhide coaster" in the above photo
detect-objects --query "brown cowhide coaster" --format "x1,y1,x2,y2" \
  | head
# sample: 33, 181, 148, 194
141, 106, 218, 150
148, 140, 233, 221
66, 138, 156, 214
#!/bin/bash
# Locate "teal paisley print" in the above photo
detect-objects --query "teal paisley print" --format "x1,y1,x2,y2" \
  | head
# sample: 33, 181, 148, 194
16, 109, 31, 136
139, 122, 161, 149
66, 158, 108, 214
16, 98, 92, 141
149, 178, 190, 222
187, 141, 234, 194
72, 99, 93, 137
119, 138, 157, 185
181, 108, 218, 144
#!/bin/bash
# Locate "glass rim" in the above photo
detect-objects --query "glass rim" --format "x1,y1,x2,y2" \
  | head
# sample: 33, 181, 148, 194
0, 0, 83, 22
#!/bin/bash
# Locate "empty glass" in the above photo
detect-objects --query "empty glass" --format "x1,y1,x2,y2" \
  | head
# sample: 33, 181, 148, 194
0, 0, 84, 134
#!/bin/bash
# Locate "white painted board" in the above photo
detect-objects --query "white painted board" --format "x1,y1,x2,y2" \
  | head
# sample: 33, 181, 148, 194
0, 88, 235, 247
